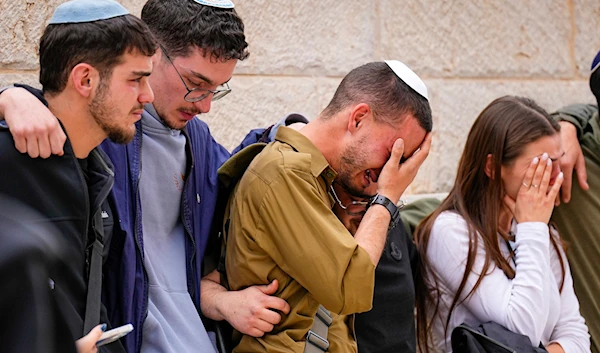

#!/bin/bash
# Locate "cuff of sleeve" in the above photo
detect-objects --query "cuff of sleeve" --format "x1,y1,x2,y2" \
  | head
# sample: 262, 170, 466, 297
549, 339, 576, 353
0, 85, 14, 95
515, 222, 550, 245
337, 246, 376, 315
553, 115, 583, 140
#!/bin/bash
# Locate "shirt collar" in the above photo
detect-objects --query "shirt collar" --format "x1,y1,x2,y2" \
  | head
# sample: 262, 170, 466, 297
274, 126, 337, 185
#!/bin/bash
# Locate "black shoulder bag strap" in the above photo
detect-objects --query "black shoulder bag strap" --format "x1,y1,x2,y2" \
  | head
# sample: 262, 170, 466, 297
83, 210, 105, 335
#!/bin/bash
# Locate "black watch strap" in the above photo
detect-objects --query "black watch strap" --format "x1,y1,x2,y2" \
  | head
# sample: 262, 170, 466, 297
369, 194, 400, 230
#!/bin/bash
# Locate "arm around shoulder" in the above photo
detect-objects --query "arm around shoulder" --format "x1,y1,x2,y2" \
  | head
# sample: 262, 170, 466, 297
200, 270, 290, 337
551, 104, 598, 141
0, 86, 65, 158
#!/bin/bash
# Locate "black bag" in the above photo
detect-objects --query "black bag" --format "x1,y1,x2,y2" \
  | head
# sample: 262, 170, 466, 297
451, 322, 548, 353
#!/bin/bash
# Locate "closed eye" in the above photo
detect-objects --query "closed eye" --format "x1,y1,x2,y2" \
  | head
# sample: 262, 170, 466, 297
188, 79, 206, 88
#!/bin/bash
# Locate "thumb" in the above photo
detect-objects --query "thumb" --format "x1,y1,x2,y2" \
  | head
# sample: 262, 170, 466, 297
259, 280, 279, 295
76, 324, 106, 352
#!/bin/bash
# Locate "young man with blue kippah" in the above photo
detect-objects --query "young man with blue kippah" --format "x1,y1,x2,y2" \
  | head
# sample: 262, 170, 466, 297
0, 1, 291, 352
550, 50, 600, 353
0, 0, 156, 352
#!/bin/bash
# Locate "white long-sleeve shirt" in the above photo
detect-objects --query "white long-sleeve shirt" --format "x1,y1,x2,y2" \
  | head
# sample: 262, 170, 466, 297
427, 211, 590, 353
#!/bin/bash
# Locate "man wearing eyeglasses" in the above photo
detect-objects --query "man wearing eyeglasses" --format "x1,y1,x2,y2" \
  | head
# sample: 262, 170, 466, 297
0, 1, 291, 353
329, 182, 418, 353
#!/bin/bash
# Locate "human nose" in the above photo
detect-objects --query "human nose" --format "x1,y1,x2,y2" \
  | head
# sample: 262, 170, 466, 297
139, 79, 154, 104
193, 97, 212, 114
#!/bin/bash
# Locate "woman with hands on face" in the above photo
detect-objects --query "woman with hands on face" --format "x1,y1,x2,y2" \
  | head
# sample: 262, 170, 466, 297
414, 96, 590, 353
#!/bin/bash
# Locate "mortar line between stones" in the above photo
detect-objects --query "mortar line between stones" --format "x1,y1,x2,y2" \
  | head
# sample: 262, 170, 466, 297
0, 69, 38, 74
0, 71, 589, 84
230, 73, 588, 83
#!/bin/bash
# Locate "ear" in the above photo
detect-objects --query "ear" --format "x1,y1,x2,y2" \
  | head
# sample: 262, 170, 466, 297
347, 103, 372, 133
70, 63, 99, 98
484, 154, 494, 179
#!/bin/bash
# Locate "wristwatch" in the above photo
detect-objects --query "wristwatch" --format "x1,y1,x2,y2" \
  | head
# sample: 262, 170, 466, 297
369, 194, 401, 230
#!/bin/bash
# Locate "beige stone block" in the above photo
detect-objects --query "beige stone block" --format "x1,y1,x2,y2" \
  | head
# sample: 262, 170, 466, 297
119, 0, 144, 16
407, 79, 594, 194
234, 0, 376, 76
203, 76, 325, 150
0, 0, 141, 71
0, 73, 40, 88
0, 0, 67, 70
574, 0, 600, 77
379, 1, 573, 79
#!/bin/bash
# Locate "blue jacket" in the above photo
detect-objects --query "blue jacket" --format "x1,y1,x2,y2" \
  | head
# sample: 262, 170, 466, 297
101, 113, 230, 353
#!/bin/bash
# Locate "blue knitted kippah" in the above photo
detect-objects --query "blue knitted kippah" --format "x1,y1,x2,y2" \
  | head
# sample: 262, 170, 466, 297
49, 0, 129, 24
193, 0, 234, 9
591, 50, 600, 73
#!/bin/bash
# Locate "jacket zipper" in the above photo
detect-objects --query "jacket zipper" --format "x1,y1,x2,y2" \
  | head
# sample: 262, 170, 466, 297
89, 150, 115, 213
132, 126, 150, 353
75, 149, 91, 338
181, 130, 197, 306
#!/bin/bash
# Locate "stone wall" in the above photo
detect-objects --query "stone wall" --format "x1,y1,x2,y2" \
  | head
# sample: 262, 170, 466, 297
1, 0, 598, 194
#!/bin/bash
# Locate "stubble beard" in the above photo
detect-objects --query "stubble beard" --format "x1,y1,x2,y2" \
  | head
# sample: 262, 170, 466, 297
89, 80, 136, 144
337, 142, 371, 197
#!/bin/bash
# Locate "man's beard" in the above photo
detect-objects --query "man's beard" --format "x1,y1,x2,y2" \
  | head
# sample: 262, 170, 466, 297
337, 140, 372, 197
89, 80, 137, 144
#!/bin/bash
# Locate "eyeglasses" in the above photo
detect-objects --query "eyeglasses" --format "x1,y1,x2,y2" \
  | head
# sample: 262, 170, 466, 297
329, 184, 372, 216
160, 46, 231, 103
329, 184, 407, 216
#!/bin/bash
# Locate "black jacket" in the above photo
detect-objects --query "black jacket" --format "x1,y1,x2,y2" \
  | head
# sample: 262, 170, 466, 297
0, 195, 77, 353
0, 86, 118, 349
354, 220, 419, 353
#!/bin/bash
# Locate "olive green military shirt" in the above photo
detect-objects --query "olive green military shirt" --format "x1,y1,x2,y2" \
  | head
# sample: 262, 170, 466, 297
225, 126, 376, 353
552, 104, 600, 353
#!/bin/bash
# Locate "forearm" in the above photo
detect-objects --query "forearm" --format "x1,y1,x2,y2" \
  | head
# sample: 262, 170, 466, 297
200, 270, 228, 321
353, 204, 391, 265
546, 343, 565, 353
0, 85, 15, 120
489, 223, 552, 342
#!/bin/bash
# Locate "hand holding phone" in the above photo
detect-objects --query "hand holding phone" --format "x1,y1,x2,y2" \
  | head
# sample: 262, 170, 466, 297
96, 324, 134, 347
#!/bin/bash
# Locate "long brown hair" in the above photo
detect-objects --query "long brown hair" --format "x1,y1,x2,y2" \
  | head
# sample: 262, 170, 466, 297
414, 96, 567, 353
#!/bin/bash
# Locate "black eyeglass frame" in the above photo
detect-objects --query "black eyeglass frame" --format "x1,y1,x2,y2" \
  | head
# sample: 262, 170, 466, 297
160, 45, 231, 103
